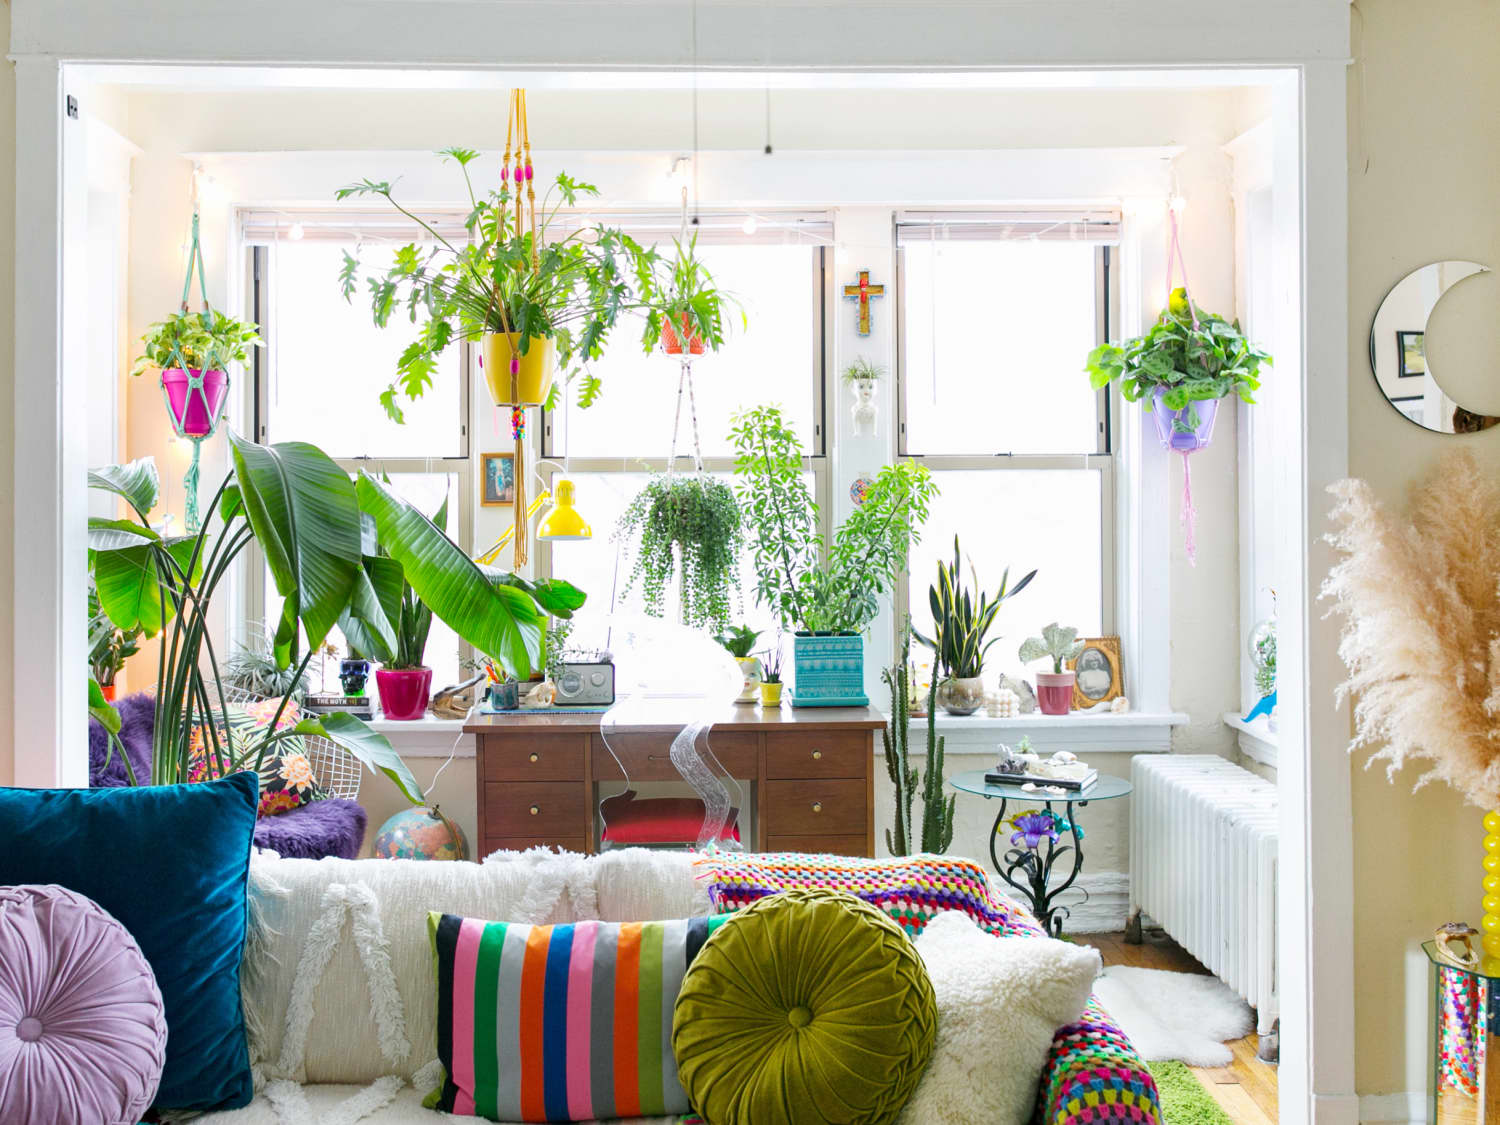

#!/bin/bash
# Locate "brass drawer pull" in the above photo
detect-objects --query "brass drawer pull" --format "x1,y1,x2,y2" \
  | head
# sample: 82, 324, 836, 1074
529, 753, 539, 763
812, 801, 823, 813
530, 805, 540, 816
812, 750, 822, 760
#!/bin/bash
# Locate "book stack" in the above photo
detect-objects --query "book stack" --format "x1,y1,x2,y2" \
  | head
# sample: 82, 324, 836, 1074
302, 692, 375, 721
985, 758, 1098, 791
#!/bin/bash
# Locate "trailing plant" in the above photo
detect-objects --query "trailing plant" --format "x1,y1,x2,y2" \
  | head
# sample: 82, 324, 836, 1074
730, 404, 936, 634
88, 583, 140, 687
613, 474, 745, 632
882, 627, 954, 856
912, 535, 1035, 680
841, 356, 886, 385
639, 233, 745, 354
715, 624, 761, 659
1085, 286, 1271, 430
222, 632, 312, 702
1019, 622, 1085, 674
338, 149, 660, 421
130, 309, 262, 377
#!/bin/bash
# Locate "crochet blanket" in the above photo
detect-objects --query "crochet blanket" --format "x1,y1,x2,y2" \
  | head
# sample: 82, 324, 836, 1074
696, 852, 1162, 1125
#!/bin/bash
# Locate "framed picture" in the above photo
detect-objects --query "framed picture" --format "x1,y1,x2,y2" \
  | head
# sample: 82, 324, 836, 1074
480, 452, 515, 507
1396, 330, 1426, 377
1068, 636, 1123, 708
1389, 394, 1424, 425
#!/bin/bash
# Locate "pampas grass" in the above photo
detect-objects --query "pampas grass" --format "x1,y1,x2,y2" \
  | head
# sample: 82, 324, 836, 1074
1323, 450, 1500, 807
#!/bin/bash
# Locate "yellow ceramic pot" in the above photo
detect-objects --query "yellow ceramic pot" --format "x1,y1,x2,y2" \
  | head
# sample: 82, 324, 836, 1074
483, 332, 556, 407
760, 681, 783, 707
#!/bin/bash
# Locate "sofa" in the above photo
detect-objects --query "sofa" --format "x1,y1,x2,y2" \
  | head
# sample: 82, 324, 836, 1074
198, 846, 1160, 1125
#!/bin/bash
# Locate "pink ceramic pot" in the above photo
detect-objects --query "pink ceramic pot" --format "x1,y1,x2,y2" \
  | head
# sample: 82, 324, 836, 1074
376, 667, 433, 721
161, 368, 229, 438
1035, 671, 1076, 716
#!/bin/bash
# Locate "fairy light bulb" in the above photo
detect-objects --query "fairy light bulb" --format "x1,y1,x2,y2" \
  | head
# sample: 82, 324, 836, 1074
1169, 195, 1188, 216
741, 215, 758, 236
287, 222, 305, 242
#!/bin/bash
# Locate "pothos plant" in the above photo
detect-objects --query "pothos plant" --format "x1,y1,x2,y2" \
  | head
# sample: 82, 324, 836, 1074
613, 474, 746, 632
337, 148, 660, 421
1085, 286, 1271, 431
730, 404, 937, 634
130, 309, 262, 376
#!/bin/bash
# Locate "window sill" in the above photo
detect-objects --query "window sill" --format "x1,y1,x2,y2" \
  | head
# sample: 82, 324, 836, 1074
367, 715, 475, 757
1222, 711, 1278, 767
887, 710, 1188, 755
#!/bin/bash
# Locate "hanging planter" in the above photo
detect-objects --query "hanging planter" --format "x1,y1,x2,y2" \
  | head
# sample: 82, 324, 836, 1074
481, 332, 556, 407
614, 475, 745, 633
660, 312, 706, 356
161, 368, 231, 438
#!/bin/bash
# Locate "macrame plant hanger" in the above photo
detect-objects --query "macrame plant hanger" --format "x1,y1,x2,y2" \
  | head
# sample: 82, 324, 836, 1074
664, 186, 707, 485
162, 175, 230, 535
1165, 204, 1201, 567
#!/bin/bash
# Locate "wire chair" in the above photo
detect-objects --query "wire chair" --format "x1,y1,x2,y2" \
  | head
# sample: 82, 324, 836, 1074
211, 683, 363, 801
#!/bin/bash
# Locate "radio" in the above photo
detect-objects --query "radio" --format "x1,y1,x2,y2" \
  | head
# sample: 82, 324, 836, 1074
554, 661, 615, 707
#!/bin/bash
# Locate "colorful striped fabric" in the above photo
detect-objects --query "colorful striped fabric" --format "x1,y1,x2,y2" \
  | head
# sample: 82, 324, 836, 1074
424, 913, 729, 1122
695, 852, 1163, 1125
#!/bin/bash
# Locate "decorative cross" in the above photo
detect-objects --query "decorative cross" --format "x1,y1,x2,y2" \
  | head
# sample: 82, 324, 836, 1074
842, 269, 885, 336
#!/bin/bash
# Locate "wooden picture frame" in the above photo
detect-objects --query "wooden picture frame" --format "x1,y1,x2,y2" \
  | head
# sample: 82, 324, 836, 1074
1069, 635, 1122, 708
480, 452, 515, 507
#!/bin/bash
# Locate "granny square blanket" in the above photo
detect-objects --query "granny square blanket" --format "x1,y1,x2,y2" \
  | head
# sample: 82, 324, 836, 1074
695, 852, 1162, 1125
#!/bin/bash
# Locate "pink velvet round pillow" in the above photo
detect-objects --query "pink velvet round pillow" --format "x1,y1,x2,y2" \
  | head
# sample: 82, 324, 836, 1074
0, 884, 167, 1125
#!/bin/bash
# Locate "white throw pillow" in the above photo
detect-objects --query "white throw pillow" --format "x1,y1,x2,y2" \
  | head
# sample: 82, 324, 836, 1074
899, 911, 1100, 1125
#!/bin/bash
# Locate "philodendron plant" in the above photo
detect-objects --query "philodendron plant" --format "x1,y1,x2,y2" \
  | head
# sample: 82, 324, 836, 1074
1019, 623, 1085, 674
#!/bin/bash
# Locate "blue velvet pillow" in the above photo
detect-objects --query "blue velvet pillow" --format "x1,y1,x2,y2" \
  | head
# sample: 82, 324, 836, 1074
0, 770, 258, 1112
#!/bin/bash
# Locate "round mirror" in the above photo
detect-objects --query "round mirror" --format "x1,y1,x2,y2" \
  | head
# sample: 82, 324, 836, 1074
1370, 260, 1495, 433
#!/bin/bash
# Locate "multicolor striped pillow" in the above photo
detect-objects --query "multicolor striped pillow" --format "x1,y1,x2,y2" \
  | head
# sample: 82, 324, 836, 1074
424, 913, 729, 1122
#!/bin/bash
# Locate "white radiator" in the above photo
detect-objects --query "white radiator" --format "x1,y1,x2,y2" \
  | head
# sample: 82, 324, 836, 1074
1130, 754, 1278, 1035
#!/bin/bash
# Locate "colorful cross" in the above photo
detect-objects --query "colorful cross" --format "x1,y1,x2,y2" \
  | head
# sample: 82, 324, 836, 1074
842, 269, 885, 336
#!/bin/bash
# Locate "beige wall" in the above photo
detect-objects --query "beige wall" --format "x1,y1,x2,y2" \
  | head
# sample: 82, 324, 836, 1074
0, 15, 14, 787
1347, 0, 1500, 1099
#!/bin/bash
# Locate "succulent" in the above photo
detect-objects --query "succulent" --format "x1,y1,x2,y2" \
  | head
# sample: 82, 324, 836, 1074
1019, 622, 1086, 674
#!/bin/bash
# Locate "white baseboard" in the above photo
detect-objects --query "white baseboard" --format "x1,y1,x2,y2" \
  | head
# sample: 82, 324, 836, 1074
1055, 871, 1131, 933
1358, 1091, 1424, 1124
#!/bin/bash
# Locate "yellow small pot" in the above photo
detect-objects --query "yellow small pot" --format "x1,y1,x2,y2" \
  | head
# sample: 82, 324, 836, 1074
760, 681, 783, 707
483, 332, 556, 407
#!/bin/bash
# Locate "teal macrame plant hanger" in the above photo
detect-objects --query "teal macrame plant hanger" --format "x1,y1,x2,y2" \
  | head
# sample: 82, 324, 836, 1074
160, 208, 231, 534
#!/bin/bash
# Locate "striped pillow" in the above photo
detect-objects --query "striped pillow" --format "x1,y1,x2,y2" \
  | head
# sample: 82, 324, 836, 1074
424, 912, 729, 1122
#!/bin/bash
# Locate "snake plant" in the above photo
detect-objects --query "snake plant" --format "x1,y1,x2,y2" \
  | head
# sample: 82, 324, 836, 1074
912, 536, 1035, 679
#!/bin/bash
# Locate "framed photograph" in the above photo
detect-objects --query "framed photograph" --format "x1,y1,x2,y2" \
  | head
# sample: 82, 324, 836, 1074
480, 452, 515, 507
1396, 330, 1426, 377
1068, 636, 1122, 708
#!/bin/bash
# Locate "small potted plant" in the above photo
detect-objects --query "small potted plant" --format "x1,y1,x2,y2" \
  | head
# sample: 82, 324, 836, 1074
843, 356, 885, 438
1019, 623, 1086, 716
1084, 286, 1271, 454
131, 310, 262, 437
759, 635, 786, 708
88, 585, 140, 702
643, 232, 744, 357
912, 536, 1034, 716
717, 624, 763, 704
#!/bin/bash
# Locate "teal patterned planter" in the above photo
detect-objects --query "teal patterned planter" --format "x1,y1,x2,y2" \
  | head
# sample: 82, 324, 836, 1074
791, 632, 869, 707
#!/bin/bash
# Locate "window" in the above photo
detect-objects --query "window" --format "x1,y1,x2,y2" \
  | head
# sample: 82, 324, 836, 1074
246, 214, 473, 690
540, 213, 833, 650
897, 213, 1118, 680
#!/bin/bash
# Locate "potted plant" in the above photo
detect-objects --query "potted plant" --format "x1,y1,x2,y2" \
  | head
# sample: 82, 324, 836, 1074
338, 150, 662, 420
88, 584, 140, 702
1019, 623, 1086, 716
1084, 286, 1271, 453
759, 634, 786, 708
912, 536, 1035, 716
642, 233, 744, 356
842, 356, 885, 438
730, 404, 936, 706
716, 624, 763, 704
130, 310, 262, 437
614, 474, 746, 632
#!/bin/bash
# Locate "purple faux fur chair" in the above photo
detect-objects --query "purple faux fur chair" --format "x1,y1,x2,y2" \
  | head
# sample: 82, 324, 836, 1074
88, 693, 367, 860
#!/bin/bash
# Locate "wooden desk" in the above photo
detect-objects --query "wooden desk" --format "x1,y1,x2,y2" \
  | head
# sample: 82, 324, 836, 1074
465, 706, 885, 857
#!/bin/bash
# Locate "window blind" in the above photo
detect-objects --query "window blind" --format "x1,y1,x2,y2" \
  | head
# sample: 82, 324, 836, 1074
896, 209, 1121, 244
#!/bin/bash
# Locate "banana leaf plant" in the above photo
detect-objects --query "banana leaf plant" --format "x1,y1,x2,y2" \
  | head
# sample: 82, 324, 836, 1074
911, 536, 1036, 680
87, 436, 574, 801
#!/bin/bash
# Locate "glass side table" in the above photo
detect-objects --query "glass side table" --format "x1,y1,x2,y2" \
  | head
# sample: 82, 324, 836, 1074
1423, 940, 1500, 1124
950, 770, 1133, 936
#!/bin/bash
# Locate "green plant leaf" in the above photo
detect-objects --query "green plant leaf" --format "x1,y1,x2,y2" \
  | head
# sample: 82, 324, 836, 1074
88, 457, 160, 520
91, 536, 199, 637
87, 517, 160, 551
88, 677, 122, 735
228, 430, 363, 651
338, 555, 404, 663
293, 713, 423, 805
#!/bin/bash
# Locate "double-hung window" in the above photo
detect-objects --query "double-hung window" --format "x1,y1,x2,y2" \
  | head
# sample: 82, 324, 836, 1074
243, 210, 474, 689
540, 211, 834, 654
896, 211, 1119, 680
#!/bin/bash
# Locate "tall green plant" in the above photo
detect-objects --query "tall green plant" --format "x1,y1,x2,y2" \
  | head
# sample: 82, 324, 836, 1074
882, 628, 954, 855
613, 475, 745, 632
729, 404, 936, 634
912, 536, 1035, 679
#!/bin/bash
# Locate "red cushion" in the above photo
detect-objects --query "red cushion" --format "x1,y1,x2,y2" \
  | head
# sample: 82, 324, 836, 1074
599, 789, 741, 845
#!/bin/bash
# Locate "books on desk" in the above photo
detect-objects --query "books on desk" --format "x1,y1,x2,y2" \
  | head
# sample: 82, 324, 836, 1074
984, 765, 1098, 791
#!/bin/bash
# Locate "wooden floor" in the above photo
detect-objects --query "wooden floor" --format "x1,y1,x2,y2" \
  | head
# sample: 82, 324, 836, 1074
1079, 930, 1279, 1125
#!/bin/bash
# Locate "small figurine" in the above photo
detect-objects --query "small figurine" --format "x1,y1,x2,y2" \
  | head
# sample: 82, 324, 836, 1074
1111, 696, 1131, 714
1436, 922, 1481, 969
997, 674, 1038, 713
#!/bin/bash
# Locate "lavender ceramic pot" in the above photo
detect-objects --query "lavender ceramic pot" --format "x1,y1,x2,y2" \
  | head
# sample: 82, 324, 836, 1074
1150, 387, 1221, 453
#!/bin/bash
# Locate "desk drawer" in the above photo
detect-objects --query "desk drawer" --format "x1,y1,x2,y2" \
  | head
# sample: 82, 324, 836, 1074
484, 781, 587, 837
766, 834, 869, 858
593, 732, 757, 782
764, 730, 868, 779
483, 736, 586, 782
763, 779, 867, 836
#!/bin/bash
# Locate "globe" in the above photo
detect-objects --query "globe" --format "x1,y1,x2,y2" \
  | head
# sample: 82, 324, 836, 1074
373, 806, 470, 861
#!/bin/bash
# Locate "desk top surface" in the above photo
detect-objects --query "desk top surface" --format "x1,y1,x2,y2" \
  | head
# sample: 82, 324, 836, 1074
466, 703, 885, 734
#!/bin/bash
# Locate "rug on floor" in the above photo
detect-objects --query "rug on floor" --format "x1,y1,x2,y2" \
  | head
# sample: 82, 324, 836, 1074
1091, 965, 1254, 1067
1148, 1061, 1236, 1125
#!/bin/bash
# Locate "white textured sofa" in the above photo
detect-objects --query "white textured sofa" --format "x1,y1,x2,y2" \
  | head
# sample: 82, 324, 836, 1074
201, 847, 711, 1125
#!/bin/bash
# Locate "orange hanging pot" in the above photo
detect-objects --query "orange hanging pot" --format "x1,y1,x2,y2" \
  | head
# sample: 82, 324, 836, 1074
660, 312, 706, 356
482, 332, 556, 406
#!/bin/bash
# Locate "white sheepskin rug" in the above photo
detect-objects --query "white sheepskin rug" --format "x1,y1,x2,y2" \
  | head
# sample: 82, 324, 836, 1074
1090, 965, 1254, 1067
898, 911, 1100, 1125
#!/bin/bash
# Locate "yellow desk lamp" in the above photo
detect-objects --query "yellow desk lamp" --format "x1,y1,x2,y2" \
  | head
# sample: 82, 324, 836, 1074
474, 460, 591, 566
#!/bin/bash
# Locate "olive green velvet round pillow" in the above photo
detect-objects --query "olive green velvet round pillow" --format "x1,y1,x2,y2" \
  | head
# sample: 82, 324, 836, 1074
671, 889, 937, 1125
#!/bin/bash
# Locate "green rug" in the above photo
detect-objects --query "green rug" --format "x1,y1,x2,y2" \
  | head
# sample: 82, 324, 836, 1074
1149, 1061, 1236, 1125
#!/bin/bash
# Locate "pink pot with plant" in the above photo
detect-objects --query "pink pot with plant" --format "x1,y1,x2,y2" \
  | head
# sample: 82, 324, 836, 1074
1020, 623, 1085, 717
377, 667, 433, 721
161, 368, 230, 438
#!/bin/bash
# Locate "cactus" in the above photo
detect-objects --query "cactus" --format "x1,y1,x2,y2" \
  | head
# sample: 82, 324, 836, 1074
882, 628, 956, 855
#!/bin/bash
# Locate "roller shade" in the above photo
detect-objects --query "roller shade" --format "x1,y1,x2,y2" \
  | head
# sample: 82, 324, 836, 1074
896, 209, 1120, 244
